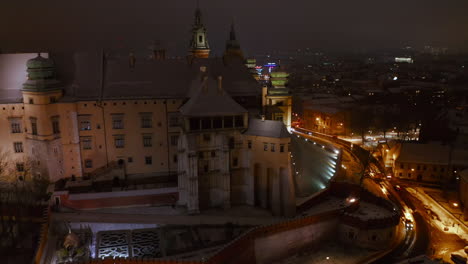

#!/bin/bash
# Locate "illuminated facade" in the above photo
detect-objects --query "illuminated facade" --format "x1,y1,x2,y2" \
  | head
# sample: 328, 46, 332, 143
0, 9, 295, 215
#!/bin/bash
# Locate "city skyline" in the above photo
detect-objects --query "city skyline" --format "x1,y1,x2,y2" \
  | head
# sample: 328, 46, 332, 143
1, 0, 468, 55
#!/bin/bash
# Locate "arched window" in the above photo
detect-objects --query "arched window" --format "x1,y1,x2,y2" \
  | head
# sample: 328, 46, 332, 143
199, 35, 203, 43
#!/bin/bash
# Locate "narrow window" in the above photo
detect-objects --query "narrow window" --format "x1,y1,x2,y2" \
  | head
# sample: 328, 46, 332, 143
280, 144, 285, 153
264, 143, 268, 151
247, 140, 252, 149
51, 116, 60, 134
271, 143, 275, 152
171, 135, 179, 146
233, 157, 238, 167
13, 142, 23, 153
199, 35, 203, 43
30, 118, 38, 135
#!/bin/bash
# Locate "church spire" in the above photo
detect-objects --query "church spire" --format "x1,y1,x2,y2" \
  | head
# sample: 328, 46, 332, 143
188, 5, 210, 58
224, 19, 243, 61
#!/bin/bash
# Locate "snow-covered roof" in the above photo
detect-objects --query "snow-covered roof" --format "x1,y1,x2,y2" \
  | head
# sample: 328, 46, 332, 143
396, 143, 450, 165
244, 119, 290, 138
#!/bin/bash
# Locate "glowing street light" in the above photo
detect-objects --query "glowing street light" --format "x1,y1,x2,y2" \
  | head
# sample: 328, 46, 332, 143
453, 202, 459, 207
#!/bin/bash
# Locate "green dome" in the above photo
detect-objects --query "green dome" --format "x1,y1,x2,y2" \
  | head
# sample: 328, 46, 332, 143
26, 54, 54, 69
22, 53, 61, 92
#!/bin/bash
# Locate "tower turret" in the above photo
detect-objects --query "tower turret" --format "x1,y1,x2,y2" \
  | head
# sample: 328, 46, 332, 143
188, 7, 210, 58
223, 20, 244, 61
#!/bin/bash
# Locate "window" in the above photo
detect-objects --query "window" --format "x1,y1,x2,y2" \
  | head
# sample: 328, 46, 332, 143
441, 167, 445, 172
234, 115, 244, 127
233, 157, 238, 167
173, 155, 178, 163
10, 118, 22, 133
16, 163, 24, 172
203, 134, 211, 141
30, 118, 38, 135
399, 172, 402, 176
247, 140, 252, 149
271, 143, 275, 152
114, 135, 125, 148
143, 134, 152, 147
50, 96, 56, 103
264, 143, 268, 151
423, 165, 427, 171
169, 113, 180, 127
81, 137, 92, 150
280, 144, 285, 153
408, 173, 411, 178
29, 98, 34, 104
171, 135, 179, 146
400, 163, 404, 169
78, 115, 92, 131
128, 157, 133, 163
211, 151, 216, 157
13, 142, 23, 153
84, 159, 93, 168
51, 116, 60, 134
145, 156, 152, 165
199, 35, 203, 43
140, 113, 152, 128
112, 114, 124, 129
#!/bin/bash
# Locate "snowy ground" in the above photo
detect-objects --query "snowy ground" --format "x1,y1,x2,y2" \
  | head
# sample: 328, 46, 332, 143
272, 241, 378, 264
406, 187, 468, 242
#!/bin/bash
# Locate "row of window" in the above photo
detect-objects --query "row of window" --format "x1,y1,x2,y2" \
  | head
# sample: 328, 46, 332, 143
81, 135, 179, 149
84, 156, 158, 169
9, 117, 60, 135
399, 163, 446, 172
262, 142, 286, 153
79, 113, 180, 131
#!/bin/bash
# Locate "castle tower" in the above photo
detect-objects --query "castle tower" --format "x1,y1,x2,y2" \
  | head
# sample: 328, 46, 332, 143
188, 7, 210, 58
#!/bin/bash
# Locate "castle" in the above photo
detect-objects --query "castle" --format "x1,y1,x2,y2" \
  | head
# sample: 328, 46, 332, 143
0, 7, 294, 215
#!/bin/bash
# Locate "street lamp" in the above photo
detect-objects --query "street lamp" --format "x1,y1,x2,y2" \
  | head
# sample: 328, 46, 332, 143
453, 202, 459, 207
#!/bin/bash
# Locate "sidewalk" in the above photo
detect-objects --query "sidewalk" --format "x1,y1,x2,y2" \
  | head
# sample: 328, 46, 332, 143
407, 187, 468, 241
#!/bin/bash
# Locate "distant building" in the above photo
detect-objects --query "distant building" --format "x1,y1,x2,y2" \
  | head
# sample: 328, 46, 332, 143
389, 142, 468, 184
262, 71, 292, 131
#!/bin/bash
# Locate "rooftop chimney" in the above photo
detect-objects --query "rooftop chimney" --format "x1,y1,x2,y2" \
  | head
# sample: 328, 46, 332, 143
217, 76, 224, 95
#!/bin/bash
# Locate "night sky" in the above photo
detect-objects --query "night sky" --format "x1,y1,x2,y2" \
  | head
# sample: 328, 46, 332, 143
1, 0, 467, 55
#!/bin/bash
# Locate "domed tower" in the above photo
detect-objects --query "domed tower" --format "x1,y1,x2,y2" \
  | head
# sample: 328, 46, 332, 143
188, 7, 210, 58
21, 53, 67, 182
